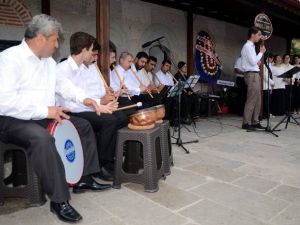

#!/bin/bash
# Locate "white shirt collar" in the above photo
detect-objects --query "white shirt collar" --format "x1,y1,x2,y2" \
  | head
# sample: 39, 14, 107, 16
67, 55, 82, 71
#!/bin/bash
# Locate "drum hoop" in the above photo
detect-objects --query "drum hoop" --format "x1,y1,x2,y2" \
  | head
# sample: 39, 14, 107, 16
129, 107, 157, 118
47, 119, 84, 186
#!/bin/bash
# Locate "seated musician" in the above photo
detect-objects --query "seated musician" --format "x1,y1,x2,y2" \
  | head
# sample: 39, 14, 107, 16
129, 51, 154, 107
0, 14, 111, 223
110, 52, 147, 108
139, 56, 163, 105
155, 60, 177, 124
174, 61, 200, 124
56, 32, 124, 182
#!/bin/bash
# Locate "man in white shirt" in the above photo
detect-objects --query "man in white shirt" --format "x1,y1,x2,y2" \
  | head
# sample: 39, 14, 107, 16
155, 60, 177, 124
110, 52, 143, 107
241, 26, 266, 130
155, 59, 175, 86
56, 33, 119, 182
0, 15, 110, 223
234, 56, 246, 116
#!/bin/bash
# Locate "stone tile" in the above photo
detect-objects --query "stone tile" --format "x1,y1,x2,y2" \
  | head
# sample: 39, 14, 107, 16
268, 185, 300, 204
172, 154, 199, 168
232, 175, 279, 193
94, 217, 127, 225
190, 181, 288, 221
164, 168, 207, 190
271, 204, 300, 225
185, 163, 245, 182
182, 152, 245, 170
179, 199, 268, 225
125, 182, 201, 210
94, 188, 188, 225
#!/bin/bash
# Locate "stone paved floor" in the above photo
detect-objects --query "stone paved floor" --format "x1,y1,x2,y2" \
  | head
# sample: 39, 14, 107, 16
1, 115, 300, 225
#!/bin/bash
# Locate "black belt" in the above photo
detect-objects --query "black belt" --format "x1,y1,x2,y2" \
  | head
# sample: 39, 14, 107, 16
245, 71, 259, 74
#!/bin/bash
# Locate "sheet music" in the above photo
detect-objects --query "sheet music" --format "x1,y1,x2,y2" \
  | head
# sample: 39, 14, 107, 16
184, 75, 199, 88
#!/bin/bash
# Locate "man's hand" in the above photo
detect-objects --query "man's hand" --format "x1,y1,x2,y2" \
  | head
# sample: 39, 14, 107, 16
120, 85, 130, 96
98, 101, 119, 114
139, 84, 147, 93
47, 106, 70, 124
260, 45, 266, 54
101, 93, 115, 105
83, 98, 101, 115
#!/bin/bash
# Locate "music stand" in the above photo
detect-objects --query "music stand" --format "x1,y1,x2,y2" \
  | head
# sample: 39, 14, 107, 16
169, 80, 199, 154
271, 66, 300, 132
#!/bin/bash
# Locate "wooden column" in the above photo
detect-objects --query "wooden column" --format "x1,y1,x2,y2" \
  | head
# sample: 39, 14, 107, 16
41, 0, 50, 15
96, 0, 110, 85
187, 10, 194, 74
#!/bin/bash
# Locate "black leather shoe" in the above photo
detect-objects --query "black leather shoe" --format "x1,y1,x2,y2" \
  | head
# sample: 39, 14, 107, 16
73, 178, 112, 194
253, 123, 266, 129
95, 167, 114, 182
50, 201, 82, 223
242, 124, 255, 131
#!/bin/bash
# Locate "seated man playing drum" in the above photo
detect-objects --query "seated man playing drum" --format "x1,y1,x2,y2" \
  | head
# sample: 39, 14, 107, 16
0, 14, 112, 223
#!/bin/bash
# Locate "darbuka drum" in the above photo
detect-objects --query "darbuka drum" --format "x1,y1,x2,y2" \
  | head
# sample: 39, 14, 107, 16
155, 104, 165, 124
128, 107, 157, 130
47, 120, 84, 186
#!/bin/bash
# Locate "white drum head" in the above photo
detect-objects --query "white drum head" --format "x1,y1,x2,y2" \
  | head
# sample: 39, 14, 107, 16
48, 120, 84, 185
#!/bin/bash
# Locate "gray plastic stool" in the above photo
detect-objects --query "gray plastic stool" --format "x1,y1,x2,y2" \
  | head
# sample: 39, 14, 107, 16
0, 141, 46, 206
113, 126, 164, 192
157, 120, 173, 175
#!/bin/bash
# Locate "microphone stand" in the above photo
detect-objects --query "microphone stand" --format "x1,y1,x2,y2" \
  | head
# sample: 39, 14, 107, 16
171, 78, 198, 154
264, 58, 279, 137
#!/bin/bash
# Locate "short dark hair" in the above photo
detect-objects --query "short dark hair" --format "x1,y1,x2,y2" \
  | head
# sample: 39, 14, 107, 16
247, 26, 261, 39
177, 61, 186, 69
148, 56, 157, 63
70, 32, 95, 55
92, 40, 101, 51
162, 59, 171, 65
136, 51, 149, 60
109, 40, 116, 53
283, 53, 290, 60
273, 54, 280, 63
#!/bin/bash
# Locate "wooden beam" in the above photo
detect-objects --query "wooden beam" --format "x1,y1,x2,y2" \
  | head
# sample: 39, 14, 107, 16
187, 10, 194, 74
96, 0, 110, 85
41, 0, 50, 15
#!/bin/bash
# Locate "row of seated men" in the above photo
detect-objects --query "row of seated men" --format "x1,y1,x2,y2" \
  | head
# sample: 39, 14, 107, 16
0, 14, 199, 223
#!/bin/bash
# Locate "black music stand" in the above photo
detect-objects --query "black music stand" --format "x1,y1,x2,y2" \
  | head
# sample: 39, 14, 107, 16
169, 80, 199, 154
271, 66, 300, 132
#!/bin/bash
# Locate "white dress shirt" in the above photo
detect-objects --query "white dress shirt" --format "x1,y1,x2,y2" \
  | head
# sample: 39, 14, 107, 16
0, 40, 86, 120
110, 64, 141, 96
234, 57, 244, 77
56, 56, 105, 112
271, 65, 286, 89
241, 40, 263, 72
138, 68, 153, 86
294, 65, 300, 79
263, 64, 274, 90
155, 70, 174, 86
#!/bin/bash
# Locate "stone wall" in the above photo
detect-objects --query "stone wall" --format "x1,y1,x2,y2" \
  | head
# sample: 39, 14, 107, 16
0, 0, 287, 80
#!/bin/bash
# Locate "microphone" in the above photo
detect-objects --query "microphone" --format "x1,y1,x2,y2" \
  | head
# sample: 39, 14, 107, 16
141, 36, 165, 48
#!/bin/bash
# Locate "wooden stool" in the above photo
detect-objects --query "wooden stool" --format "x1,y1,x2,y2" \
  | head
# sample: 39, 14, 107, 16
113, 126, 163, 192
0, 141, 46, 206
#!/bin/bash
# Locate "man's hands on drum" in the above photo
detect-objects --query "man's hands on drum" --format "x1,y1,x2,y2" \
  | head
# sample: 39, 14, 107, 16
47, 106, 70, 124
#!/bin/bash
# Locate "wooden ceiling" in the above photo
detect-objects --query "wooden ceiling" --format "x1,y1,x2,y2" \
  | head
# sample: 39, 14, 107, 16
141, 0, 300, 39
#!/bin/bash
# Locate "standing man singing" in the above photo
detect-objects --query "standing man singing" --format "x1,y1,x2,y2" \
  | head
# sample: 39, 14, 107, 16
241, 26, 266, 130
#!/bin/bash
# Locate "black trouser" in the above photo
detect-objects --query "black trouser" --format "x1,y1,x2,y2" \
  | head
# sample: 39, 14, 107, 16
181, 93, 200, 119
263, 90, 271, 118
236, 76, 247, 116
71, 112, 118, 167
0, 116, 99, 203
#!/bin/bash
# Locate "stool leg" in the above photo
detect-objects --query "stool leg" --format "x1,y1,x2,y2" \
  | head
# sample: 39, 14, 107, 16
143, 136, 159, 192
0, 149, 4, 205
113, 139, 125, 189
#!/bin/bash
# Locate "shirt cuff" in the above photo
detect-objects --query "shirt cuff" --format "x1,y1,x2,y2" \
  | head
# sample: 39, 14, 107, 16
35, 106, 49, 119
